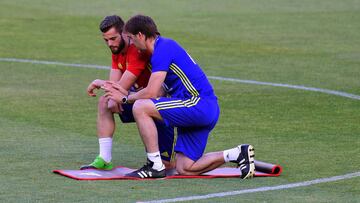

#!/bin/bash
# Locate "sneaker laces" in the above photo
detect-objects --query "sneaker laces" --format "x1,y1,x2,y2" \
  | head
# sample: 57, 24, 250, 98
137, 159, 154, 172
231, 153, 247, 168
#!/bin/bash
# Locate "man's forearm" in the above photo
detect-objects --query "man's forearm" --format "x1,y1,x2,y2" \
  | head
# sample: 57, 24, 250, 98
120, 71, 167, 104
127, 83, 167, 103
127, 88, 151, 103
109, 69, 122, 82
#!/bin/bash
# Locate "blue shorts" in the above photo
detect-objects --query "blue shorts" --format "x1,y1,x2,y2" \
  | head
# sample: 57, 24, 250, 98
151, 97, 220, 161
119, 103, 175, 162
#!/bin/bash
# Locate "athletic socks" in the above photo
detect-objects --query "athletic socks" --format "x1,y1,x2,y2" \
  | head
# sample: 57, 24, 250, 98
99, 137, 112, 163
98, 138, 164, 171
223, 146, 241, 163
147, 151, 165, 171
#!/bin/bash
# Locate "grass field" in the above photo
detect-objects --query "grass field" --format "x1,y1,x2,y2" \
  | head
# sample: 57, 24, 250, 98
0, 0, 359, 202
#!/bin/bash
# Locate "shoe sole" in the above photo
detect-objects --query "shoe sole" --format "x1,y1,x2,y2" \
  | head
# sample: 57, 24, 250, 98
80, 165, 114, 170
80, 165, 96, 170
126, 171, 166, 179
241, 145, 255, 179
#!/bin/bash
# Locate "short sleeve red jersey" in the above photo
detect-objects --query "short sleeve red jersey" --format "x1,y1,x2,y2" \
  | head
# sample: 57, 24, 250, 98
111, 44, 151, 89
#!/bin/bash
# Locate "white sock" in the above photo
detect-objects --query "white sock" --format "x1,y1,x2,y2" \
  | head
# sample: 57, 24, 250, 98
223, 146, 241, 162
99, 137, 112, 163
147, 151, 164, 171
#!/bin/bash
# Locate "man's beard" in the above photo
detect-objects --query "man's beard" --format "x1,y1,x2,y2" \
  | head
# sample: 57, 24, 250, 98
110, 36, 125, 54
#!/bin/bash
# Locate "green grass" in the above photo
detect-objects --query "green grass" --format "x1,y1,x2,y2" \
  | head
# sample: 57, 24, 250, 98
0, 0, 359, 202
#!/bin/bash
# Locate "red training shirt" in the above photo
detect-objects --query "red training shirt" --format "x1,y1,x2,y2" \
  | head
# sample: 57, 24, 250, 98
111, 44, 151, 90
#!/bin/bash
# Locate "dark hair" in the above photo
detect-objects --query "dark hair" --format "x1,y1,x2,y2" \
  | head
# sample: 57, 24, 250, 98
124, 15, 160, 38
99, 15, 124, 33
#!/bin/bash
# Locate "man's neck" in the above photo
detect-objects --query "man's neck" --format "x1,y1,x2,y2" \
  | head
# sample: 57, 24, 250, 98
145, 35, 158, 54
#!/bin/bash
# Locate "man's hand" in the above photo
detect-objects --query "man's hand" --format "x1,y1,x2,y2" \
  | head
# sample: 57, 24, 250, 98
107, 99, 124, 113
103, 81, 128, 104
106, 81, 128, 95
87, 79, 105, 97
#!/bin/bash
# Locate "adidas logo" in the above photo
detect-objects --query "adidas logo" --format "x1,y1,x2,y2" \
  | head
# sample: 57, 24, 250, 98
137, 170, 153, 178
161, 152, 169, 157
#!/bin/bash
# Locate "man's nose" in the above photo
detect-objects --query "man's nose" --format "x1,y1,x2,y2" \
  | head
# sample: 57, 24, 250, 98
108, 40, 115, 46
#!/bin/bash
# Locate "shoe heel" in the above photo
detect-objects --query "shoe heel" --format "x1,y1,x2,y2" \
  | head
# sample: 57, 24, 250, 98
248, 145, 255, 160
246, 145, 255, 179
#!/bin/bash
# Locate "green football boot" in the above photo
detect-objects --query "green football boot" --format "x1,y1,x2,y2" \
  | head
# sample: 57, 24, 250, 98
80, 155, 114, 170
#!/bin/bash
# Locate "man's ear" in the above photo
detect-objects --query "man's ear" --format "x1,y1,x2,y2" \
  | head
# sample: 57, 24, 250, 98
138, 32, 146, 40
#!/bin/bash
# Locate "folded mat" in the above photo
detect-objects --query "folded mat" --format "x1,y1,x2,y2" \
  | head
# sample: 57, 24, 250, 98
53, 160, 282, 180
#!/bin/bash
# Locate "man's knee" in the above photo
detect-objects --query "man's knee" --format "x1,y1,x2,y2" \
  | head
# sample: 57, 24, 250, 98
99, 96, 119, 113
133, 99, 153, 116
175, 153, 194, 175
176, 163, 199, 175
176, 167, 186, 175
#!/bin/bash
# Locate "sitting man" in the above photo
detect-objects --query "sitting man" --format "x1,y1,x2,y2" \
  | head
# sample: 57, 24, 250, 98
81, 15, 175, 170
104, 15, 255, 179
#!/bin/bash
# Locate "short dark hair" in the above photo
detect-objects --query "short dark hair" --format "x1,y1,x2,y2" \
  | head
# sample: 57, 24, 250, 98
99, 15, 124, 33
124, 15, 160, 38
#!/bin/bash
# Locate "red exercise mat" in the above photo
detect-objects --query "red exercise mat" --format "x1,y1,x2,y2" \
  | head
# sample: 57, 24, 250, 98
53, 160, 282, 180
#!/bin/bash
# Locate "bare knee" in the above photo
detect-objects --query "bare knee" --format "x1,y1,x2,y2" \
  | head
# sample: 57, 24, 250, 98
175, 153, 196, 175
176, 165, 192, 175
133, 99, 148, 116
99, 96, 119, 113
133, 99, 159, 119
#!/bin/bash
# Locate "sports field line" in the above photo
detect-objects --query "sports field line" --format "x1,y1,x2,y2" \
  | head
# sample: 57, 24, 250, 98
1, 57, 360, 101
207, 76, 360, 101
139, 171, 360, 203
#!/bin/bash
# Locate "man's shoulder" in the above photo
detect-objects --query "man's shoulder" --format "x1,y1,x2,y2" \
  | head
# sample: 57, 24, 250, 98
127, 44, 150, 61
157, 37, 177, 48
154, 37, 180, 57
127, 44, 139, 53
